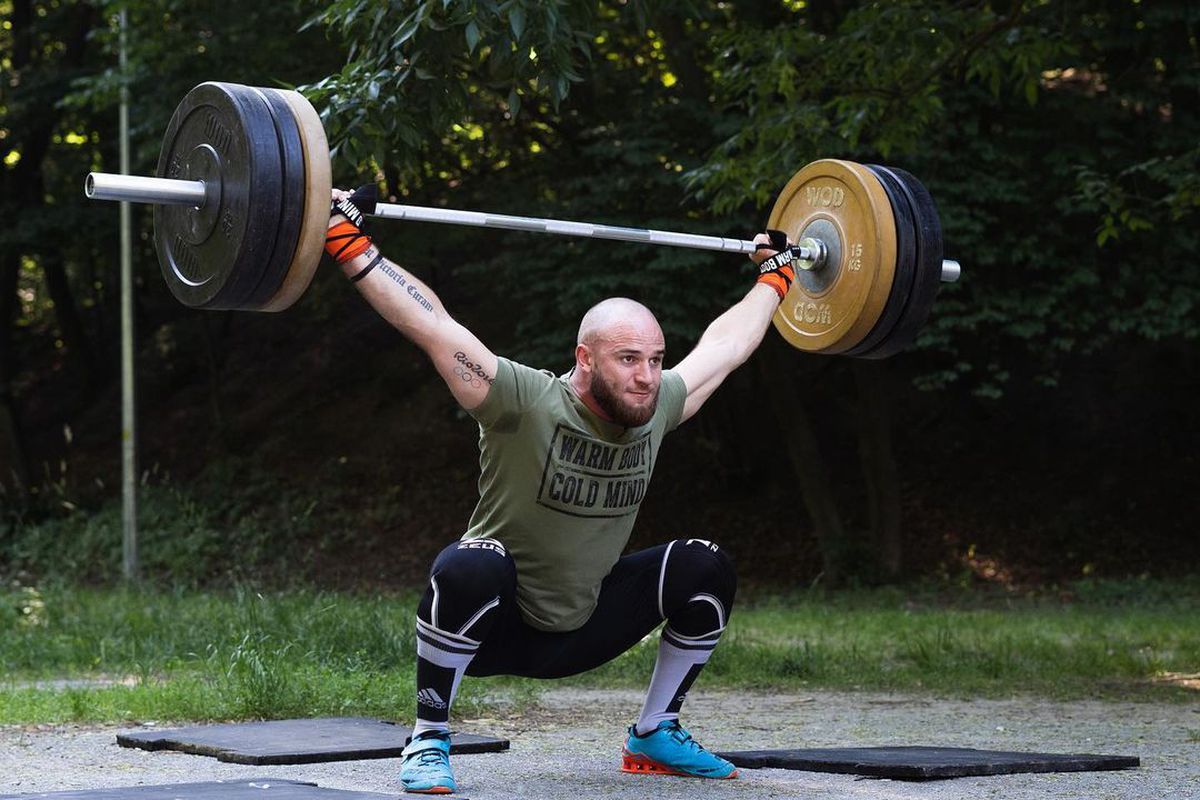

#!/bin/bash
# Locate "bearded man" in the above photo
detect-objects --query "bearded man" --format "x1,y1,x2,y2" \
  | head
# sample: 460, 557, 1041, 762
325, 186, 796, 794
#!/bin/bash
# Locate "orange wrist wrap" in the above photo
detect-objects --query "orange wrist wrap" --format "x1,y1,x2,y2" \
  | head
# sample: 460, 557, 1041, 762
325, 220, 373, 263
756, 265, 795, 299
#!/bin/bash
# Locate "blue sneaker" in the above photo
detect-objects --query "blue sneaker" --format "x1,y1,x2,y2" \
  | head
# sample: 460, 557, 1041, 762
621, 720, 738, 779
400, 731, 457, 794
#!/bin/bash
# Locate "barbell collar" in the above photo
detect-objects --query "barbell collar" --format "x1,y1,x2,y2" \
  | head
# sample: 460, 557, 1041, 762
82, 172, 961, 283
794, 237, 825, 272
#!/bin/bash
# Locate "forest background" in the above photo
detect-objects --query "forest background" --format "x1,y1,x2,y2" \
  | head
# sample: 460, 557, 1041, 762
1, 0, 1197, 596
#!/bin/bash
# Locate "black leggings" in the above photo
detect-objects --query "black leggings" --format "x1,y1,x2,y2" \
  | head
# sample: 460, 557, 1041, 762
416, 538, 736, 680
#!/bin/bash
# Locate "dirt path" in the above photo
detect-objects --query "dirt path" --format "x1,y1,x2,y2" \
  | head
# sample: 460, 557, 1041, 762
2, 689, 1197, 799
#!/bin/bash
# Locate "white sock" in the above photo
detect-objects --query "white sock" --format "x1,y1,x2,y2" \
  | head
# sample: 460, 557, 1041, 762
411, 618, 478, 738
634, 626, 721, 736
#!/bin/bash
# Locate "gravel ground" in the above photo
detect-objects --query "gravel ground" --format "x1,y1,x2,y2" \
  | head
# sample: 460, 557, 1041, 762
1, 689, 1197, 799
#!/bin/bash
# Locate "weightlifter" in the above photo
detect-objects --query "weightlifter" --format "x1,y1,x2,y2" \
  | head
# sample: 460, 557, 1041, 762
326, 186, 797, 794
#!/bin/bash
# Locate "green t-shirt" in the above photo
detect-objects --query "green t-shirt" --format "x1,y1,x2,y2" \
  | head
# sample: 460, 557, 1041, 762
462, 357, 688, 632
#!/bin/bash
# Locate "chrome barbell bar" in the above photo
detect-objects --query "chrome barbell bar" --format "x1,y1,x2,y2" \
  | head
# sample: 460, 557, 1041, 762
85, 172, 961, 283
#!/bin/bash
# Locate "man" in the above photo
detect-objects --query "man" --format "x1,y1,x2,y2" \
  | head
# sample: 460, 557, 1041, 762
326, 186, 797, 794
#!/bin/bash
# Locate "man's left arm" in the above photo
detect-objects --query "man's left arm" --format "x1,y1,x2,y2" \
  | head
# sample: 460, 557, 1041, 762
673, 232, 793, 424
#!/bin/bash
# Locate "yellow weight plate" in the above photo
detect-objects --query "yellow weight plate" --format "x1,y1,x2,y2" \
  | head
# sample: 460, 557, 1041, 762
260, 89, 332, 313
766, 159, 897, 353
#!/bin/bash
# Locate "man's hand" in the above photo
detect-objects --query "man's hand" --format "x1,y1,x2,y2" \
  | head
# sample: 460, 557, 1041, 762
751, 229, 796, 300
326, 185, 378, 264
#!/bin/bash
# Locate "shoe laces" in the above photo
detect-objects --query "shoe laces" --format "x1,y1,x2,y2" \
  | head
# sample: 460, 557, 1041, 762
662, 721, 705, 752
413, 746, 448, 768
408, 731, 450, 768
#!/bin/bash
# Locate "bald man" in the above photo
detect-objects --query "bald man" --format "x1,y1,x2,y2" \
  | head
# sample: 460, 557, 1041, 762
326, 188, 797, 794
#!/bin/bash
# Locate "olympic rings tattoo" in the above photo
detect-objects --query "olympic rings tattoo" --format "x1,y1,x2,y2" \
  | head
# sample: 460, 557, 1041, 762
453, 351, 494, 385
453, 364, 484, 389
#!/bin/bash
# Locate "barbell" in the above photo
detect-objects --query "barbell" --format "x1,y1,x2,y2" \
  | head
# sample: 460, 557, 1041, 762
84, 81, 962, 358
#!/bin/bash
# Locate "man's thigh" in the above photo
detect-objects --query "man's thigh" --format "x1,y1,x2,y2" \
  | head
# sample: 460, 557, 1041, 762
466, 543, 669, 679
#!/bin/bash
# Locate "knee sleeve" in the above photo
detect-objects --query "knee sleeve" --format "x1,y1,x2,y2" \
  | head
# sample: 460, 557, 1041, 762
418, 538, 516, 641
658, 539, 737, 639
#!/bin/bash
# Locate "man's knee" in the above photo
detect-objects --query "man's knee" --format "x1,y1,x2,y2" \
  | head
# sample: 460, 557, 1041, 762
659, 539, 737, 637
418, 539, 516, 639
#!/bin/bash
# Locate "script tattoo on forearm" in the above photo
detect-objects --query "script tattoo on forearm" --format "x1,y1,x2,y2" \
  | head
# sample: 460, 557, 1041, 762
452, 351, 495, 389
376, 259, 435, 314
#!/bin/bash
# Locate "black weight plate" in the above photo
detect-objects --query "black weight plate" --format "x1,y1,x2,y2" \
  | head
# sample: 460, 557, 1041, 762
242, 86, 306, 307
843, 164, 917, 356
154, 82, 283, 309
208, 85, 286, 309
856, 166, 944, 359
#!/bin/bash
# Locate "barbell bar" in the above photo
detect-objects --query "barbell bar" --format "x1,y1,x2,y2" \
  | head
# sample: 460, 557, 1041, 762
87, 171, 959, 283
86, 171, 805, 259
82, 81, 962, 357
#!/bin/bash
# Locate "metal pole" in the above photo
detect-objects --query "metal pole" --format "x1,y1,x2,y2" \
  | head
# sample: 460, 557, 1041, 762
119, 8, 138, 582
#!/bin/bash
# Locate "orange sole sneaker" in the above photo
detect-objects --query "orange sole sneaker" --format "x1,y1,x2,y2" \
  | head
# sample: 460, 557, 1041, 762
621, 749, 739, 779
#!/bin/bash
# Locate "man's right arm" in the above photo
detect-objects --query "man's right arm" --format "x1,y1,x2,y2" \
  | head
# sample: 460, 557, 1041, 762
672, 232, 795, 423
328, 194, 497, 411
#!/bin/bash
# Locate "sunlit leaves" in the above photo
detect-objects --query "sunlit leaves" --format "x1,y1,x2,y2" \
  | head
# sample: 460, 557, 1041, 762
306, 0, 607, 174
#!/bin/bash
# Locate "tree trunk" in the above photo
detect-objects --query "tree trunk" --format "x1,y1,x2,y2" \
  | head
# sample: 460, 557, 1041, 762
43, 252, 105, 388
756, 337, 848, 584
201, 312, 234, 436
0, 0, 32, 490
0, 253, 29, 490
853, 359, 902, 580
0, 0, 99, 489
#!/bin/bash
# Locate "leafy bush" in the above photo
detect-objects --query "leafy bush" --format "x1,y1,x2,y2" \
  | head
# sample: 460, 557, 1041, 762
1, 458, 329, 587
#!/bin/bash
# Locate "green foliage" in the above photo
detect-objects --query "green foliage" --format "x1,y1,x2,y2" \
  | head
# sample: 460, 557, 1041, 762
692, 1, 1199, 392
3, 0, 1197, 593
0, 577, 47, 630
305, 1, 641, 168
8, 0, 1193, 387
312, 1, 743, 363
2, 1, 345, 339
224, 633, 306, 718
2, 458, 329, 586
308, 0, 1199, 392
692, 1, 1071, 212
68, 1, 343, 152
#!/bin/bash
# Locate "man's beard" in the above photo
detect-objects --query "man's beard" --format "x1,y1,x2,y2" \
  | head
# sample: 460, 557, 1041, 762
590, 370, 658, 427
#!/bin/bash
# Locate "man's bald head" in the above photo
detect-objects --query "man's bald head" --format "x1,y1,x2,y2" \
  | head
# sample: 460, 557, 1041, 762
570, 298, 665, 428
577, 297, 662, 346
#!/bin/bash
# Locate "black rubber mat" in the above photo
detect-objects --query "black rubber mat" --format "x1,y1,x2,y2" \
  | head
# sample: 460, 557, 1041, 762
116, 717, 508, 765
718, 745, 1140, 779
0, 778, 395, 800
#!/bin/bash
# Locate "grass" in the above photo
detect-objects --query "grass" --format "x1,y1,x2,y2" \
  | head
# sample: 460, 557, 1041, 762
579, 593, 1200, 699
1, 579, 1197, 724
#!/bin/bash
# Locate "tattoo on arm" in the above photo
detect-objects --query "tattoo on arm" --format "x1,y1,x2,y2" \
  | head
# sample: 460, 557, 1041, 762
372, 256, 436, 314
452, 351, 495, 389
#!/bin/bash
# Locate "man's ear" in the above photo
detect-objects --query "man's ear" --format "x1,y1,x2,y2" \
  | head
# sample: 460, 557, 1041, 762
575, 342, 593, 373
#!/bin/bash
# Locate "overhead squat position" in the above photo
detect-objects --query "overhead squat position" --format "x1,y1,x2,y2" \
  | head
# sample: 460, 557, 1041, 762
327, 185, 797, 793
